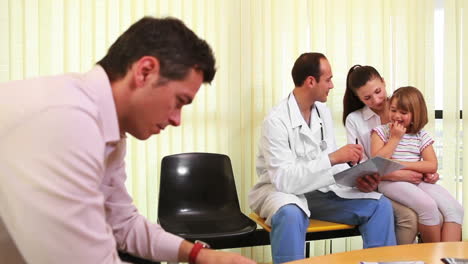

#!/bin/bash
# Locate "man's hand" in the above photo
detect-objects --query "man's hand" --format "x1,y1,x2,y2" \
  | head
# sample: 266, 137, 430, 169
329, 144, 363, 166
356, 173, 380, 192
197, 249, 256, 264
423, 172, 439, 184
180, 241, 256, 264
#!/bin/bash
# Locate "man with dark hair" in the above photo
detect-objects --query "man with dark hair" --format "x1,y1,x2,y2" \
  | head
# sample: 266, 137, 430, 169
0, 17, 255, 264
249, 52, 396, 264
97, 17, 216, 84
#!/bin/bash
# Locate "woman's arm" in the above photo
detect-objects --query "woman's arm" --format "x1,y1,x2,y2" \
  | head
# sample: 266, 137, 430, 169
380, 169, 423, 184
399, 145, 438, 173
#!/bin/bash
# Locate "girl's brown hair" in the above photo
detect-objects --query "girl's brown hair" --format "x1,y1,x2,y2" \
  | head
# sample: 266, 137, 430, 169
390, 86, 428, 133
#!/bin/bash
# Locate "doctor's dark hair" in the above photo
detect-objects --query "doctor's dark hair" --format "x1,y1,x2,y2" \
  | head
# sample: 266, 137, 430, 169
291, 52, 327, 87
97, 16, 216, 84
342, 65, 383, 125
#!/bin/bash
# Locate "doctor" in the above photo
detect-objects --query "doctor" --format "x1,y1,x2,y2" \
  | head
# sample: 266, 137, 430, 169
249, 52, 396, 264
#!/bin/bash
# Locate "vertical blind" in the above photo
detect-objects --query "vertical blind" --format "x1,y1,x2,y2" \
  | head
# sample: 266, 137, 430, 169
0, 0, 466, 262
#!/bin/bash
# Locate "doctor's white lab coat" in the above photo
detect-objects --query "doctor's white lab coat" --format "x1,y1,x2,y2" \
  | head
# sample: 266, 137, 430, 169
249, 93, 381, 225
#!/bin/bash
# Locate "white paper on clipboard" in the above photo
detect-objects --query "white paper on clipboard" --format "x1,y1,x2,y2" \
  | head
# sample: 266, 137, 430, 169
334, 156, 405, 187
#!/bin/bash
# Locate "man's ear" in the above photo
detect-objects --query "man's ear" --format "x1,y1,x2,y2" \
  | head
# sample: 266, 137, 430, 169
133, 56, 160, 87
307, 76, 317, 87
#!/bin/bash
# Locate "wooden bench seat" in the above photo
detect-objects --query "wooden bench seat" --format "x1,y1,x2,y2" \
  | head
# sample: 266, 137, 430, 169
249, 212, 355, 232
249, 212, 360, 257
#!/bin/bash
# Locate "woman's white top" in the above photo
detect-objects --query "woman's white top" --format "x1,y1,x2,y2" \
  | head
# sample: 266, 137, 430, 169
345, 105, 382, 162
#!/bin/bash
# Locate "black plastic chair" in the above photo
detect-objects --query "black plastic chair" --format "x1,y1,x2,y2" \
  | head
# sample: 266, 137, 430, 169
158, 152, 257, 249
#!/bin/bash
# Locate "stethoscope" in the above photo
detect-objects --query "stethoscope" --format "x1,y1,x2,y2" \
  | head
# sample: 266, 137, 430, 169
288, 93, 328, 151
314, 107, 328, 151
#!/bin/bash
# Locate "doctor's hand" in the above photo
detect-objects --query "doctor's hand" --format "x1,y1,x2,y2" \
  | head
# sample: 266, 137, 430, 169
356, 173, 380, 192
328, 144, 363, 166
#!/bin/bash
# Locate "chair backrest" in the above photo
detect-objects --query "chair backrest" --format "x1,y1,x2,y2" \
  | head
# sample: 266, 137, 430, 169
158, 152, 241, 220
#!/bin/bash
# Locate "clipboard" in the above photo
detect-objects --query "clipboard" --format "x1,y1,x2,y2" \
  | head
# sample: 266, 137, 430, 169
334, 156, 405, 187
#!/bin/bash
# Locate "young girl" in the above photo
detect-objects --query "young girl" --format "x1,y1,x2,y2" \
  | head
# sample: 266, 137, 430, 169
371, 86, 464, 242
